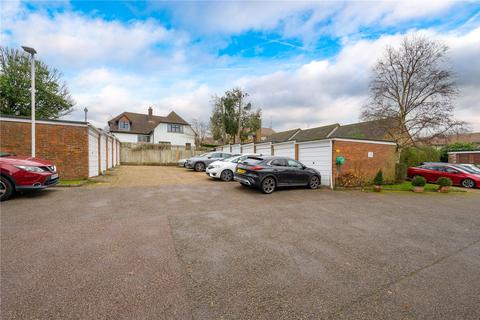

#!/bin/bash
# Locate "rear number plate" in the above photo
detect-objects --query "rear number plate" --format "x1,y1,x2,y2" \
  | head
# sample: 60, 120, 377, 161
50, 173, 59, 179
237, 168, 246, 174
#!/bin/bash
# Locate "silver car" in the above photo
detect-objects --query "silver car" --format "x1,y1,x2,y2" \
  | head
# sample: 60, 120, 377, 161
185, 152, 235, 171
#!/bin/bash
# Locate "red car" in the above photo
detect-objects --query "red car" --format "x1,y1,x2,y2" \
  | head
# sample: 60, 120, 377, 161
0, 153, 59, 201
407, 163, 480, 188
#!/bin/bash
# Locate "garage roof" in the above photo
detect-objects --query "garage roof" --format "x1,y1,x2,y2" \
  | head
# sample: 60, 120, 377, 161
329, 119, 396, 141
263, 128, 301, 143
294, 124, 339, 142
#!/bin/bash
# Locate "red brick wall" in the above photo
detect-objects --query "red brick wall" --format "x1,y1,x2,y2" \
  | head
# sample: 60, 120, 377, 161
332, 140, 397, 186
449, 152, 480, 164
0, 120, 89, 179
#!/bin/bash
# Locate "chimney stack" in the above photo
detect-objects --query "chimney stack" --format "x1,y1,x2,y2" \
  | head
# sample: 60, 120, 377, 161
148, 106, 153, 117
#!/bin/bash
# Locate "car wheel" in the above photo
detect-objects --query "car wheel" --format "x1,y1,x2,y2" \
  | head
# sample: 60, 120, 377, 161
261, 177, 276, 194
194, 162, 206, 172
0, 176, 14, 201
220, 169, 234, 181
461, 178, 475, 188
309, 175, 320, 189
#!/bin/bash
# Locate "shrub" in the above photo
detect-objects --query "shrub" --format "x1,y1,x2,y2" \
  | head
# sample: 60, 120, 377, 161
395, 163, 407, 182
337, 172, 364, 187
437, 177, 452, 187
373, 170, 384, 185
400, 146, 441, 167
411, 175, 426, 187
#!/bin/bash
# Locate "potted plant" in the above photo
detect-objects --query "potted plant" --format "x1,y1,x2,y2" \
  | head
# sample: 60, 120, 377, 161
373, 169, 383, 192
411, 175, 426, 193
437, 177, 452, 193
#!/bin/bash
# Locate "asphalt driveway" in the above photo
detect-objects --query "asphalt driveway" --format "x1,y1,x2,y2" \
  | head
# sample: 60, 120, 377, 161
1, 166, 480, 319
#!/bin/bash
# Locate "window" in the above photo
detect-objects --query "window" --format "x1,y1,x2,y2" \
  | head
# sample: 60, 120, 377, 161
210, 153, 223, 158
168, 123, 183, 133
119, 120, 130, 131
287, 159, 303, 169
137, 135, 150, 142
271, 159, 287, 166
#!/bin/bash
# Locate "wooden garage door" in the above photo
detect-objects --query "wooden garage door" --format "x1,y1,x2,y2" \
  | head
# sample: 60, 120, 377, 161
273, 143, 295, 158
256, 144, 272, 156
298, 141, 331, 187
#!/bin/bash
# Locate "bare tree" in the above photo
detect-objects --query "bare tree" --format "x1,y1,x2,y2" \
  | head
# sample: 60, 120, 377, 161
191, 118, 210, 146
361, 35, 463, 149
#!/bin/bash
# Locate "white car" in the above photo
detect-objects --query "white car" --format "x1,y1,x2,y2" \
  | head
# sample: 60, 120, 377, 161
206, 154, 256, 181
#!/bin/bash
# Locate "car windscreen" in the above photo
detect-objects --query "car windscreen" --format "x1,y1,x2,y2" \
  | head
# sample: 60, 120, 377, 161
454, 165, 478, 174
241, 157, 264, 165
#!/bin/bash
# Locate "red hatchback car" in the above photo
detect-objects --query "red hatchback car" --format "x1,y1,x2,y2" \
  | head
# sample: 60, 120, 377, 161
0, 153, 59, 201
407, 164, 480, 188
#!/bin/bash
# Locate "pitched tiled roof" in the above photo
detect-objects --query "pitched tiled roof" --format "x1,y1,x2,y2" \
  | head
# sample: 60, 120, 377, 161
329, 119, 396, 141
264, 128, 301, 143
108, 111, 189, 134
261, 127, 276, 137
421, 132, 480, 146
294, 124, 339, 142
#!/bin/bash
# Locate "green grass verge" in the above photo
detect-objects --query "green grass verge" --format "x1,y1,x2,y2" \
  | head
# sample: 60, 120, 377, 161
57, 179, 88, 186
380, 181, 465, 192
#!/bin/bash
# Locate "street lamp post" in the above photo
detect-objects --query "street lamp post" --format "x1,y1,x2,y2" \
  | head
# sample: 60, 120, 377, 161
21, 46, 37, 157
84, 107, 88, 122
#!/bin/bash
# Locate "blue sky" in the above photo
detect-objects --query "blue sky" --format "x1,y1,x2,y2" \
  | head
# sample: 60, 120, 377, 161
1, 0, 480, 131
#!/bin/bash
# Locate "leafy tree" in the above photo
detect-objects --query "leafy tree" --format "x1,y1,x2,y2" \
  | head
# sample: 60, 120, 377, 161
439, 142, 478, 162
210, 88, 261, 144
400, 146, 440, 167
361, 35, 463, 149
0, 47, 74, 119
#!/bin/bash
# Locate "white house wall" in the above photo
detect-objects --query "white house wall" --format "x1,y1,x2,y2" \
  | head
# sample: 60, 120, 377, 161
112, 132, 138, 143
152, 123, 196, 146
298, 140, 332, 187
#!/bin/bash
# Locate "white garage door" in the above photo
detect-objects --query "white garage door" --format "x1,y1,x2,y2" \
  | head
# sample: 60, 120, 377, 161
256, 143, 272, 156
100, 135, 107, 172
298, 140, 331, 187
231, 144, 241, 154
242, 144, 254, 154
116, 141, 120, 165
222, 145, 230, 153
108, 138, 113, 168
273, 143, 295, 158
88, 130, 99, 178
112, 140, 117, 166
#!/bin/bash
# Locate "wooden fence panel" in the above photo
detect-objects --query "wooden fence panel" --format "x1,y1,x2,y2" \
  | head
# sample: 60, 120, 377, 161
120, 143, 206, 165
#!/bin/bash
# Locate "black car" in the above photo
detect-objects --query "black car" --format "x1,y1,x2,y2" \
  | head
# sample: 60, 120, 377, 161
233, 156, 321, 194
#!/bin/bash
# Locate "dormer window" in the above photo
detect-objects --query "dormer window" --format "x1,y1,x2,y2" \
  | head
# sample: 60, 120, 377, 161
119, 120, 130, 131
168, 123, 183, 133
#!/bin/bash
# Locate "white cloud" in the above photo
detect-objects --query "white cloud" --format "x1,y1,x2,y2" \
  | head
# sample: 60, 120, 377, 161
236, 27, 480, 131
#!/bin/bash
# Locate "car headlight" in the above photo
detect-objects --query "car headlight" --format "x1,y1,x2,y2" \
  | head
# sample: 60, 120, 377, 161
15, 165, 46, 173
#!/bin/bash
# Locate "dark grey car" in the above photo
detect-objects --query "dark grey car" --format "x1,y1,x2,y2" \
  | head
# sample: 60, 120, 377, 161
185, 152, 234, 171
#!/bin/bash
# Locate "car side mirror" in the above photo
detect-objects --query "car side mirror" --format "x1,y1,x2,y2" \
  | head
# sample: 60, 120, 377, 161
207, 156, 211, 159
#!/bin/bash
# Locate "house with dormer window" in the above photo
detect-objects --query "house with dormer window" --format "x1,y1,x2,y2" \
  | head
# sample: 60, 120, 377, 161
108, 107, 196, 147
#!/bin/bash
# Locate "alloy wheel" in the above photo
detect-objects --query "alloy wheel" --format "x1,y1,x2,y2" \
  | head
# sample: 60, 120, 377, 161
262, 177, 276, 194
221, 170, 233, 181
0, 181, 6, 196
195, 162, 205, 172
461, 179, 475, 188
309, 176, 320, 189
